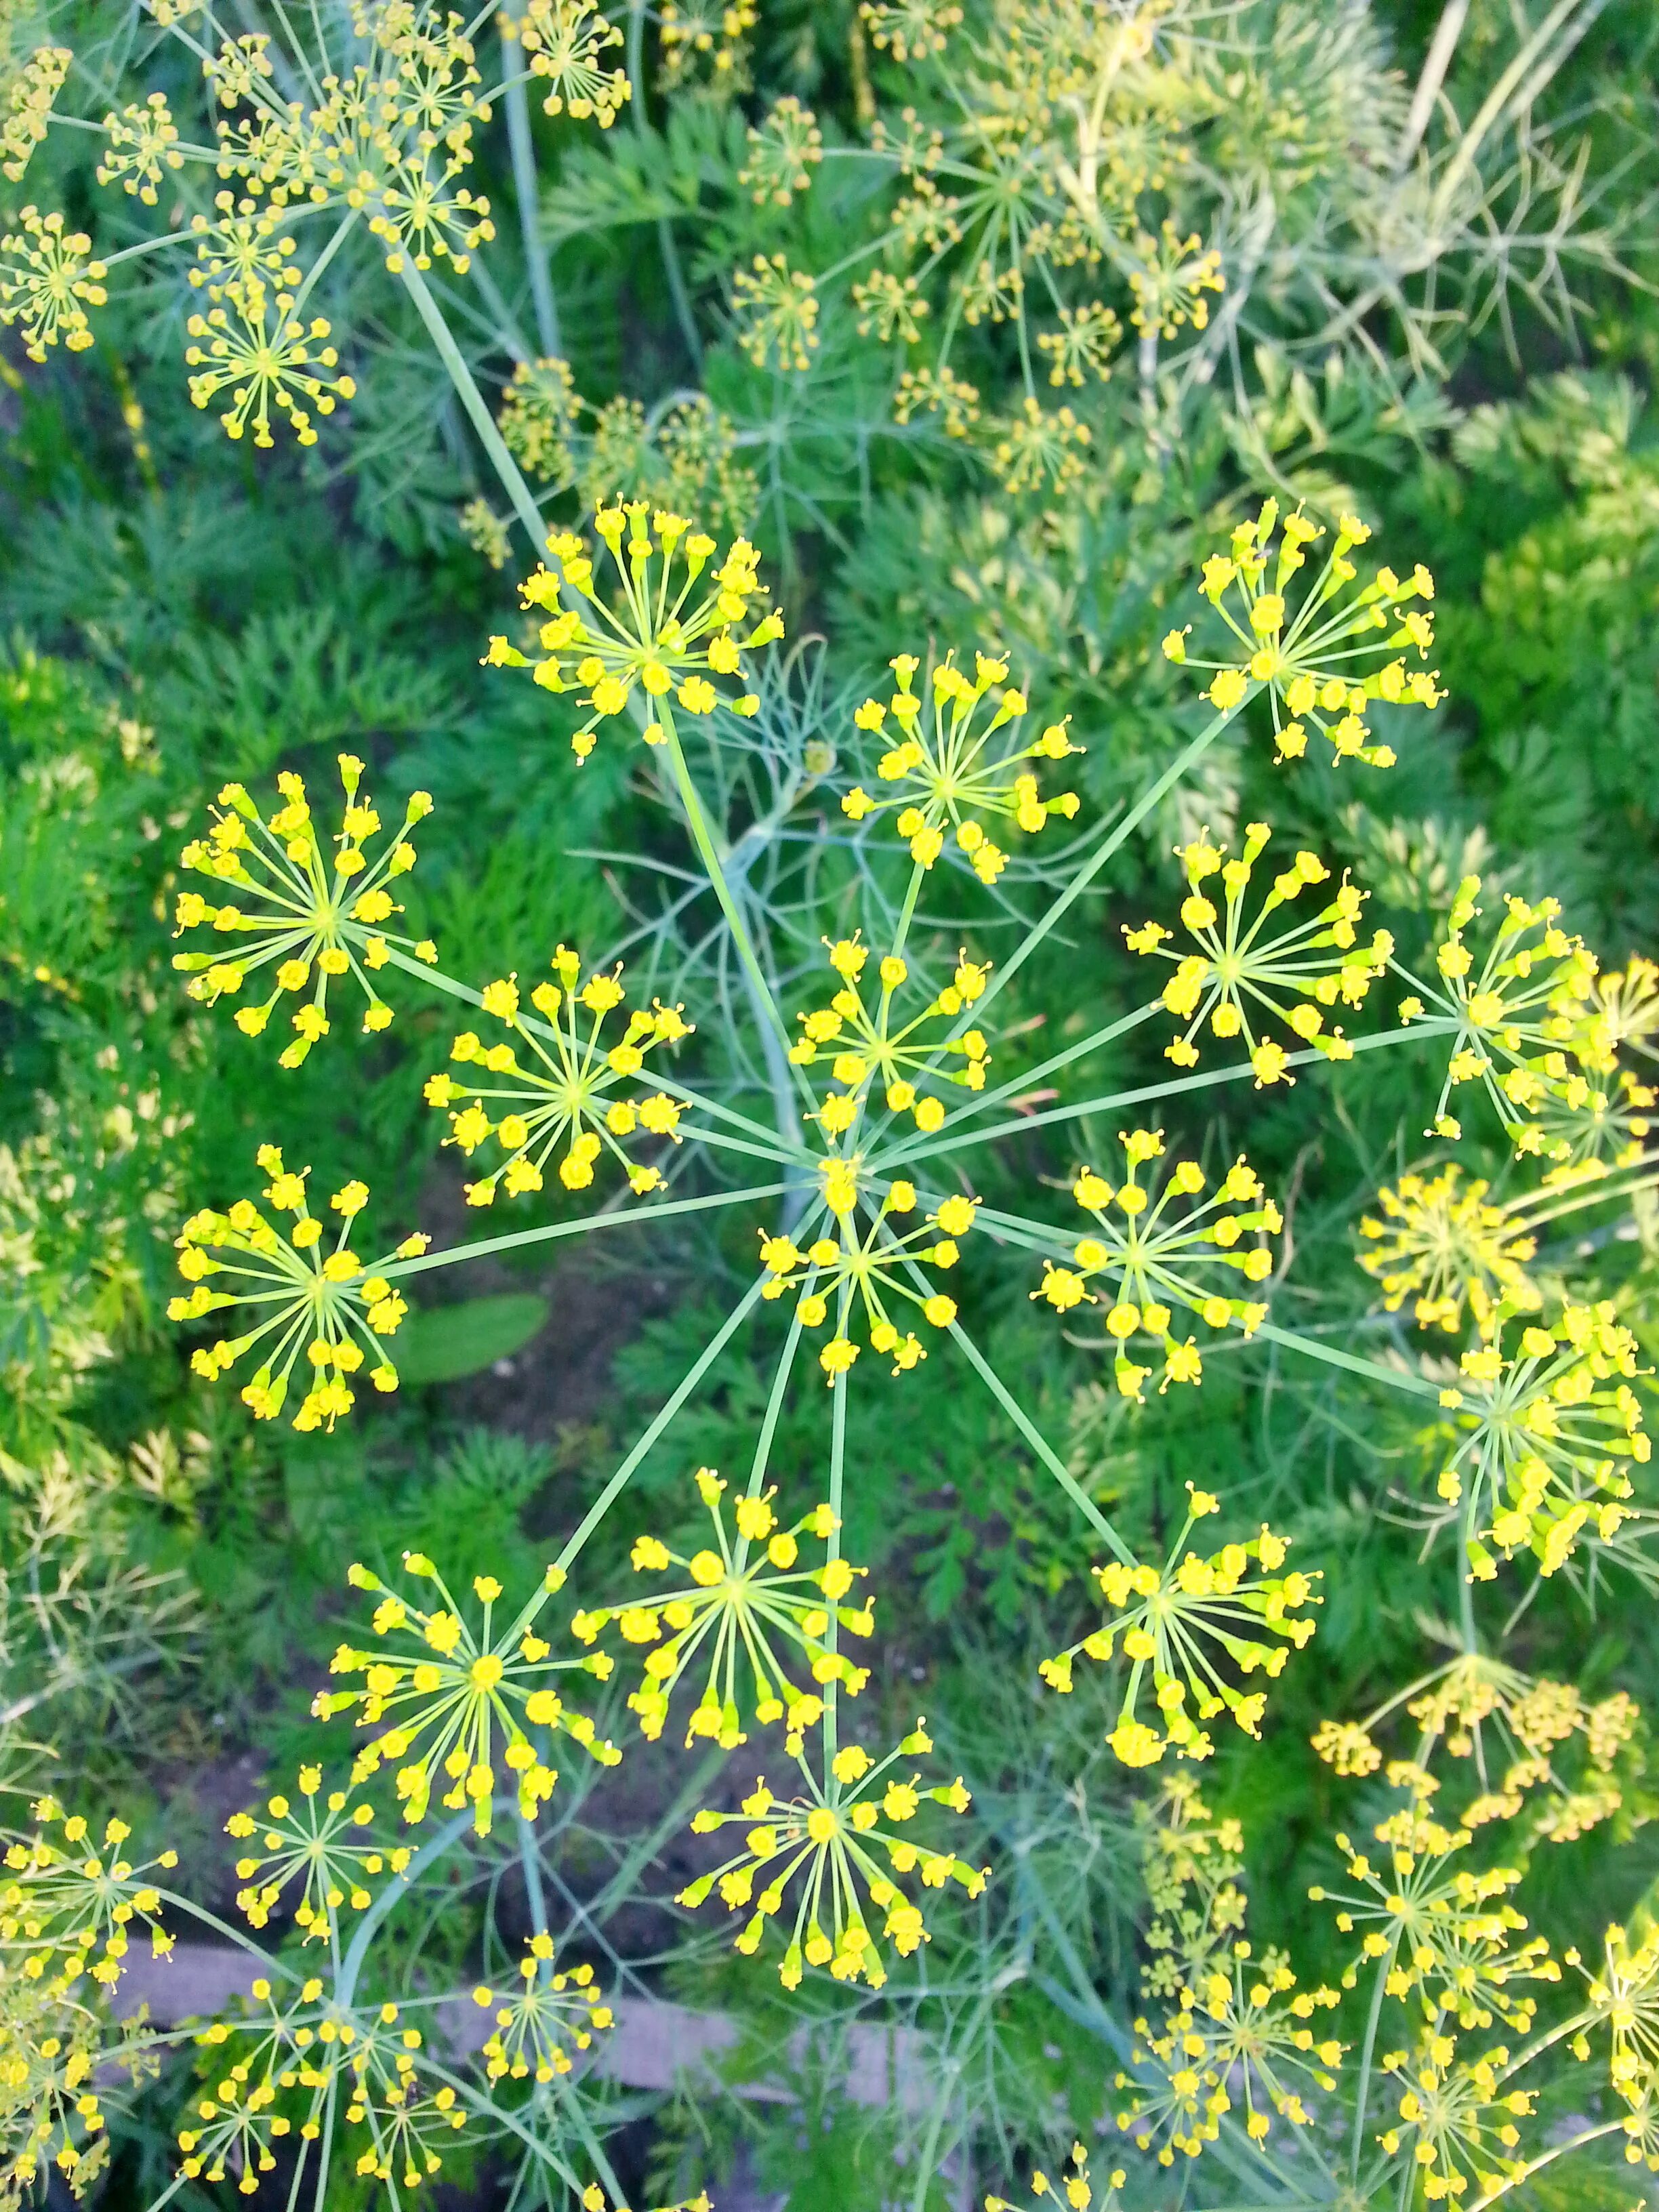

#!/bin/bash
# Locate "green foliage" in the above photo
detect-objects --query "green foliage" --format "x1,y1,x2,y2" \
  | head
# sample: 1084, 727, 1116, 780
1, 1, 1658, 2207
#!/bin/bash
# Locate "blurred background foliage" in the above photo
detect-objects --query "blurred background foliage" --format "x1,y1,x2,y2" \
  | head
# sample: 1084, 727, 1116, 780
2, 0, 1658, 2202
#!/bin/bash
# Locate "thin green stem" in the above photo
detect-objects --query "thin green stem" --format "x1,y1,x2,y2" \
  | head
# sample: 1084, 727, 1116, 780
957, 703, 1244, 1036
289, 207, 359, 319
1349, 1932, 1403, 2186
744, 1298, 809, 1502
499, 8, 561, 356
553, 1272, 769, 1574
396, 258, 545, 546
384, 1180, 785, 1279
940, 1305, 1134, 1566
880, 1018, 1458, 1176
888, 861, 927, 962
1254, 1321, 1442, 1402
1465, 2123, 1622, 2212
661, 708, 815, 1126
821, 1290, 851, 1763
151, 1889, 301, 1976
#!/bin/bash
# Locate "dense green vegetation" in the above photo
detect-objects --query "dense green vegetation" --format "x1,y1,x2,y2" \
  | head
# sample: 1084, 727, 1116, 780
3, 3, 1658, 2207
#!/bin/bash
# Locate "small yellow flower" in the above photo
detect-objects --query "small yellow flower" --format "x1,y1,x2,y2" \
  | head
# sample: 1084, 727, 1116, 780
516, 0, 632, 128
1030, 1132, 1279, 1397
0, 205, 107, 361
485, 500, 781, 759
760, 1164, 977, 1380
432, 944, 692, 1204
171, 754, 436, 1064
571, 1469, 872, 1748
841, 651, 1080, 881
1125, 823, 1392, 1082
1128, 219, 1224, 340
790, 937, 991, 1139
473, 1938, 613, 2086
1431, 1303, 1647, 1582
731, 251, 819, 371
739, 95, 823, 207
1166, 501, 1441, 766
678, 1720, 983, 1988
1039, 1489, 1317, 1764
1406, 876, 1601, 1153
1357, 1165, 1540, 1338
1, 46, 71, 184
317, 1555, 619, 1834
167, 1151, 415, 1429
224, 1771, 409, 1938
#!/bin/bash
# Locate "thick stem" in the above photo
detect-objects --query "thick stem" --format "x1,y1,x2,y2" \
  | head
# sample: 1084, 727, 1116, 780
396, 258, 545, 546
659, 712, 816, 1227
1398, 0, 1471, 168
661, 712, 796, 1071
498, 12, 561, 356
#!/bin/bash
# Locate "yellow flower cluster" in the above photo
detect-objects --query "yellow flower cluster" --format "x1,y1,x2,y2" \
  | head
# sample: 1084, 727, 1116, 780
224, 1767, 411, 1936
426, 946, 691, 1204
1039, 1490, 1317, 1767
1165, 503, 1442, 766
1128, 221, 1224, 340
731, 252, 820, 371
1, 1797, 180, 2196
678, 1721, 983, 1988
739, 96, 823, 206
1433, 1303, 1649, 1580
2, 1800, 178, 1991
1357, 1164, 1540, 1338
486, 501, 782, 758
0, 205, 108, 361
169, 1151, 421, 1429
760, 1164, 976, 1378
1586, 953, 1659, 1067
792, 937, 990, 1139
497, 352, 581, 480
1125, 823, 1393, 1085
96, 91, 185, 203
1, 44, 70, 182
1313, 1652, 1639, 1847
842, 651, 1080, 882
987, 396, 1093, 494
318, 1555, 619, 1834
176, 1978, 467, 2191
1031, 1131, 1279, 1399
1404, 876, 1600, 1151
1116, 1945, 1340, 2162
658, 0, 756, 86
571, 1469, 871, 1748
1, 1976, 127, 2202
471, 1936, 613, 2085
171, 754, 436, 1063
517, 0, 632, 128
861, 0, 962, 61
183, 197, 357, 446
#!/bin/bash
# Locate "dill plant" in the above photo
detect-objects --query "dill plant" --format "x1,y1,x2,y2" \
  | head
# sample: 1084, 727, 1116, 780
1, 4, 1658, 2209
